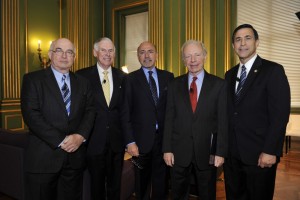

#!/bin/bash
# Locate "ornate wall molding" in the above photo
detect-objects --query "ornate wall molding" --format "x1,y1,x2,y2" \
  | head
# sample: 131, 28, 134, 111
148, 0, 164, 70
65, 0, 91, 71
1, 0, 21, 99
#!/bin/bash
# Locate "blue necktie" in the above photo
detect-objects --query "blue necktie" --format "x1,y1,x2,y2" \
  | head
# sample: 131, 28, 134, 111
62, 75, 71, 115
235, 65, 247, 104
148, 71, 158, 106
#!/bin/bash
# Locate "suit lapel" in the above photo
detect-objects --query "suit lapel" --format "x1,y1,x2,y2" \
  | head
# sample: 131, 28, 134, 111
179, 74, 193, 113
236, 56, 262, 104
229, 65, 239, 103
43, 67, 68, 117
194, 71, 212, 116
109, 68, 121, 108
69, 72, 78, 118
136, 68, 156, 106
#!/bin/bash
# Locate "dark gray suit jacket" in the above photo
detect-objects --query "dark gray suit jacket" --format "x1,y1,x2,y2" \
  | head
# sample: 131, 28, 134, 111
76, 65, 126, 155
21, 67, 95, 173
123, 67, 174, 153
163, 71, 228, 170
225, 55, 290, 165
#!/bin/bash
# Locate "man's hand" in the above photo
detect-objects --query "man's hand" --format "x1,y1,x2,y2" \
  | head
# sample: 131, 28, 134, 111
258, 152, 276, 168
127, 143, 139, 157
163, 152, 174, 167
61, 134, 85, 153
214, 156, 224, 167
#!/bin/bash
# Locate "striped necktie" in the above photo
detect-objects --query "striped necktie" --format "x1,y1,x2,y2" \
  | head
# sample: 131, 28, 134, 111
148, 71, 158, 106
235, 65, 247, 104
61, 75, 71, 115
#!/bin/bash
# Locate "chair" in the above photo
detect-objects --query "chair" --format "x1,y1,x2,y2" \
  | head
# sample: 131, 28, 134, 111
285, 114, 300, 153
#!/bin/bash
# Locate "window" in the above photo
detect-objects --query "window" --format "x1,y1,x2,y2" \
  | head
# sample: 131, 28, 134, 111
237, 0, 300, 108
125, 12, 148, 72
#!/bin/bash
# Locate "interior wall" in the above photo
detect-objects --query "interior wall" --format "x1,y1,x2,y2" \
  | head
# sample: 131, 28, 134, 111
0, 0, 236, 130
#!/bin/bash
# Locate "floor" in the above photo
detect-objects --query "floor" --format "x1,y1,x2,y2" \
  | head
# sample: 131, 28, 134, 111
1, 139, 300, 200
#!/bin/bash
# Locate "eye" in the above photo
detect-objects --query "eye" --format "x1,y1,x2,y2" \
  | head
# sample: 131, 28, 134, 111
55, 48, 63, 53
184, 55, 191, 60
235, 38, 241, 42
65, 50, 74, 56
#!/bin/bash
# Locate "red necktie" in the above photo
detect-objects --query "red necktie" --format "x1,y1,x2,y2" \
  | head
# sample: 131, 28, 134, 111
189, 77, 198, 112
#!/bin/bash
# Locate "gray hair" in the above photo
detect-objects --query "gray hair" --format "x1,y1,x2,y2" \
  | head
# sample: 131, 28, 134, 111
181, 40, 207, 60
93, 37, 116, 52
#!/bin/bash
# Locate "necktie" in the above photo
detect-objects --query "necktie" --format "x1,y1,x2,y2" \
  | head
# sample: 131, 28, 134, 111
102, 71, 110, 105
189, 77, 198, 113
61, 75, 71, 116
148, 71, 158, 106
235, 65, 247, 104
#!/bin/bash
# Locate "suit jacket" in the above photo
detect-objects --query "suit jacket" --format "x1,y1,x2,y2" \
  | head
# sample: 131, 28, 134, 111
123, 67, 174, 153
21, 67, 95, 173
225, 55, 290, 165
76, 65, 126, 155
162, 71, 228, 170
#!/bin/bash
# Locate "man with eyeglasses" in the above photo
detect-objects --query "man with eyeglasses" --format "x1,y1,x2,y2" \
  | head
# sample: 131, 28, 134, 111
76, 37, 126, 200
21, 38, 95, 200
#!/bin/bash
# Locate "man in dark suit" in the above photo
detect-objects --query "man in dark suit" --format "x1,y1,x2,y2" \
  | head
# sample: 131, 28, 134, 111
76, 37, 126, 200
224, 24, 290, 200
123, 41, 174, 199
21, 38, 95, 200
163, 40, 228, 200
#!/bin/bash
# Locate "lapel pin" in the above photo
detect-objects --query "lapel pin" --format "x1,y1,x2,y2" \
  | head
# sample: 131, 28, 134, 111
254, 69, 258, 73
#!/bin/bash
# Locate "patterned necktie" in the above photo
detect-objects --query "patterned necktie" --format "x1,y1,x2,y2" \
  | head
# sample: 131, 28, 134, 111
61, 75, 71, 116
235, 65, 247, 104
102, 70, 110, 105
189, 77, 198, 113
148, 71, 158, 106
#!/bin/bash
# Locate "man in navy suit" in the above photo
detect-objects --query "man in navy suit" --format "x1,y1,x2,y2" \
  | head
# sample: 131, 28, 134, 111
77, 37, 126, 200
21, 38, 95, 200
123, 41, 174, 199
224, 24, 290, 200
163, 40, 228, 200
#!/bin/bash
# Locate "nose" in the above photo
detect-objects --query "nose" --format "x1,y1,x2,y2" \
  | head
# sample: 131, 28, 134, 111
61, 52, 67, 58
191, 55, 196, 62
241, 38, 246, 46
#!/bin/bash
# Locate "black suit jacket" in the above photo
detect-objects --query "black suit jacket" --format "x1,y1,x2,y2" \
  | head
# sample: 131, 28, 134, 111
123, 67, 174, 153
76, 65, 126, 155
163, 71, 228, 170
21, 67, 95, 173
225, 55, 290, 165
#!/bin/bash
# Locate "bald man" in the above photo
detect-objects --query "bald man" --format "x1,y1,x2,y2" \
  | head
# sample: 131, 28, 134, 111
123, 41, 174, 199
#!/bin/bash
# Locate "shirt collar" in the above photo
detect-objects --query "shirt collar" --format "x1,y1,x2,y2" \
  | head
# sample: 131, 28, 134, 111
97, 63, 112, 74
240, 54, 257, 72
142, 66, 157, 74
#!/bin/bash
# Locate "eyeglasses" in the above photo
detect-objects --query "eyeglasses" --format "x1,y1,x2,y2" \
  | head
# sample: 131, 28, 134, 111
52, 48, 75, 57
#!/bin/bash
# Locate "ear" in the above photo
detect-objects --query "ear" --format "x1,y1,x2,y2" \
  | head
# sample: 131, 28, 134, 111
93, 49, 98, 57
255, 39, 260, 48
